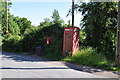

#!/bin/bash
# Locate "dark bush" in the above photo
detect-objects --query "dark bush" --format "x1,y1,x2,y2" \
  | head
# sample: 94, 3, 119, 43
3, 23, 64, 57
22, 23, 64, 56
2, 34, 23, 52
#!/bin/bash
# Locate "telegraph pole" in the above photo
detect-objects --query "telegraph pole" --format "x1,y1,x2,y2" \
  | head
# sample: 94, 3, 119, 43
72, 0, 74, 27
116, 1, 120, 66
6, 0, 8, 34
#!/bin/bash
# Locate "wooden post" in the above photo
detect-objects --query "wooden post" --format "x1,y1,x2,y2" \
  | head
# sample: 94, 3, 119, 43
72, 0, 74, 27
6, 0, 8, 33
116, 1, 120, 66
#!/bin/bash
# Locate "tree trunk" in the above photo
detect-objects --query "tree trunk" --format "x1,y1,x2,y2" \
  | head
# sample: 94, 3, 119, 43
116, 1, 120, 66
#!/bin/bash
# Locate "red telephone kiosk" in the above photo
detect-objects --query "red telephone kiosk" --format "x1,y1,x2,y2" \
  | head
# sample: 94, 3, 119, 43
63, 26, 80, 56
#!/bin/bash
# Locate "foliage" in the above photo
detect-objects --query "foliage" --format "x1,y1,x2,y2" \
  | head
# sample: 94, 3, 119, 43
73, 2, 118, 60
41, 23, 64, 60
3, 22, 64, 54
2, 34, 23, 52
63, 47, 107, 66
43, 38, 64, 60
1, 1, 13, 35
80, 29, 86, 46
21, 23, 64, 53
51, 9, 64, 24
8, 15, 20, 35
23, 25, 38, 36
2, 2, 64, 55
13, 17, 32, 35
39, 18, 52, 27
63, 46, 120, 71
1, 1, 32, 36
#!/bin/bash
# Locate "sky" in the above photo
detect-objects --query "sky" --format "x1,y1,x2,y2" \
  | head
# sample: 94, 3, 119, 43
9, 0, 86, 26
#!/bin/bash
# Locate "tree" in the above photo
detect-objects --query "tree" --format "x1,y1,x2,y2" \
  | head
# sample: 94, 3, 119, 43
44, 18, 50, 23
73, 2, 118, 60
51, 9, 63, 24
0, 1, 20, 36
13, 17, 32, 35
39, 18, 51, 27
8, 15, 20, 35
51, 9, 60, 23
116, 1, 120, 66
1, 1, 32, 36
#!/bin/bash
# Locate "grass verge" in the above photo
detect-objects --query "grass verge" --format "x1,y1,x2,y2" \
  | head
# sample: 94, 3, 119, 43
63, 47, 120, 72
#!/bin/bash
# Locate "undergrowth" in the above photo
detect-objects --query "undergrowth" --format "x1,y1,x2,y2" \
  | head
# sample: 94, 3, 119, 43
63, 47, 120, 71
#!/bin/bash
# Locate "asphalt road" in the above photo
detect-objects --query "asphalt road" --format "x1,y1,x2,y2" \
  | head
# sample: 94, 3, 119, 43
0, 52, 117, 78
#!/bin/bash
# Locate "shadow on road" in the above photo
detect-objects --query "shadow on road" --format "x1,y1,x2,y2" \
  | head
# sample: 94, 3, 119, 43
2, 52, 105, 73
2, 52, 52, 62
63, 62, 105, 73
1, 67, 69, 70
2, 52, 119, 75
63, 62, 120, 76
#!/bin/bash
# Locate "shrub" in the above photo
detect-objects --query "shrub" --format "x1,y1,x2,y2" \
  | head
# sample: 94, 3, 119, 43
44, 37, 63, 60
9, 23, 64, 54
63, 47, 108, 67
41, 23, 64, 59
2, 34, 23, 52
2, 22, 64, 55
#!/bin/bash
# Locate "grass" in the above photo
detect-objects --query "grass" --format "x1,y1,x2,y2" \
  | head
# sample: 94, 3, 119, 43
63, 47, 107, 66
43, 52, 64, 61
41, 46, 120, 71
62, 47, 120, 72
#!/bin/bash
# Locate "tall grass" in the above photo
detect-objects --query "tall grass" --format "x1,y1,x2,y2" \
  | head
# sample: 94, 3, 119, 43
63, 47, 112, 67
43, 46, 120, 71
